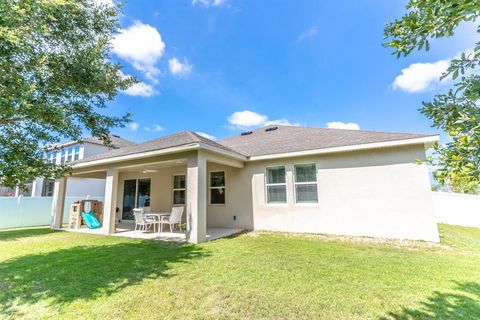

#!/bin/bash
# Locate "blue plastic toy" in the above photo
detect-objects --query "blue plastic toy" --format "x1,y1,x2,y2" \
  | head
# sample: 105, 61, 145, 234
81, 212, 102, 229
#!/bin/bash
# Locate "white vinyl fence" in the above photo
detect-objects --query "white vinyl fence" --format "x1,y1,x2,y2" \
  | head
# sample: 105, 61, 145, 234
432, 191, 480, 228
0, 196, 104, 229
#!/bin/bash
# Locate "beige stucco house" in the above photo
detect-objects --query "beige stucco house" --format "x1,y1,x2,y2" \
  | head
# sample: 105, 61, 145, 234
50, 125, 440, 243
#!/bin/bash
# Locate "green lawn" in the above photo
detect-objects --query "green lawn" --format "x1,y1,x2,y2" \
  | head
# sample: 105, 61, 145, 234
0, 225, 479, 319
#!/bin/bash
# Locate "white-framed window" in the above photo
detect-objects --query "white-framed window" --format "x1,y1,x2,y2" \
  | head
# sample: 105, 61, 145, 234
61, 149, 68, 164
294, 163, 318, 203
47, 152, 56, 163
66, 147, 73, 162
41, 179, 55, 197
265, 166, 287, 203
172, 175, 186, 205
73, 145, 80, 161
209, 171, 225, 205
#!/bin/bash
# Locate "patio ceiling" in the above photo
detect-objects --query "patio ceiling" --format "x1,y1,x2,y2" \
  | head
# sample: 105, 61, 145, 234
71, 158, 188, 178
72, 171, 107, 179
116, 159, 187, 173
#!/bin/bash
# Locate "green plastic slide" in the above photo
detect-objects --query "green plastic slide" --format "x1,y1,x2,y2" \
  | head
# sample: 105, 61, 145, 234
81, 212, 102, 229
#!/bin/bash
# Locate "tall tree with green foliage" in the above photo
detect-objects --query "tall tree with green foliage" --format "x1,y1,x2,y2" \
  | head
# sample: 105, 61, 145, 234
0, 0, 134, 189
384, 0, 480, 194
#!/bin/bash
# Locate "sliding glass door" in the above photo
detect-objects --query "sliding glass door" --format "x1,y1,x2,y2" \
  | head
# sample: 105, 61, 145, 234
122, 180, 136, 220
137, 179, 151, 208
122, 179, 151, 220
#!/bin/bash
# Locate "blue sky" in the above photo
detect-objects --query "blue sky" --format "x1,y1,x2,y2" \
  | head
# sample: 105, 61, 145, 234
102, 0, 477, 143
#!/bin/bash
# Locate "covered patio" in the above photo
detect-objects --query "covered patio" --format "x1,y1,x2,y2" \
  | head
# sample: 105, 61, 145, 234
50, 134, 249, 243
62, 221, 243, 242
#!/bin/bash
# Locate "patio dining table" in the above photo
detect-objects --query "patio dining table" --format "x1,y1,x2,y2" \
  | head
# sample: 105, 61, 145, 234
145, 212, 171, 233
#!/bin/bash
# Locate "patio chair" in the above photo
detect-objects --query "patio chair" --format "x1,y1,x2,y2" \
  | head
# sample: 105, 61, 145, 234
159, 207, 184, 234
133, 208, 159, 232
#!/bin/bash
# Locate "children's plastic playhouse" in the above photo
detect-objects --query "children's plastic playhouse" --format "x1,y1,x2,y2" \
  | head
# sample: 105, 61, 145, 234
69, 200, 103, 229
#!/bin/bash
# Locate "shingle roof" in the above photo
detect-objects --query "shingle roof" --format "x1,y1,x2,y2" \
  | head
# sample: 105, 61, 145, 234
79, 131, 240, 163
77, 126, 437, 165
218, 125, 437, 157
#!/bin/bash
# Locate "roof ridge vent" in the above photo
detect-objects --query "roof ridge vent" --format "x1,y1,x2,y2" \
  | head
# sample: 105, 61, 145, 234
241, 131, 253, 136
265, 126, 278, 132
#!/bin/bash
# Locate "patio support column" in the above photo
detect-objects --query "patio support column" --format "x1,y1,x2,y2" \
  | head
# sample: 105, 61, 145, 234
50, 177, 67, 229
186, 151, 207, 243
102, 168, 118, 235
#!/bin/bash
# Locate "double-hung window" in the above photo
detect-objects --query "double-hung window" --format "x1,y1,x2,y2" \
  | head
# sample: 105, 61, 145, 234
172, 175, 186, 205
266, 166, 287, 203
67, 147, 74, 162
61, 149, 68, 164
47, 152, 55, 163
73, 145, 80, 161
41, 179, 55, 197
294, 163, 318, 203
210, 171, 225, 205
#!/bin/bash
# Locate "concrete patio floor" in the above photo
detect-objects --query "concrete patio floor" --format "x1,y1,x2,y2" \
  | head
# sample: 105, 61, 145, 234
61, 222, 243, 242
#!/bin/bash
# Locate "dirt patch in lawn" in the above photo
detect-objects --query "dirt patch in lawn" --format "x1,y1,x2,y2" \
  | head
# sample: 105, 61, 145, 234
247, 231, 450, 250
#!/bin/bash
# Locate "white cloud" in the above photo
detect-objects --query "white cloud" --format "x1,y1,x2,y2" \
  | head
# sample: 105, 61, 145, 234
196, 132, 217, 141
112, 21, 165, 82
192, 0, 224, 7
168, 57, 192, 77
153, 125, 164, 132
128, 122, 139, 131
228, 110, 301, 129
297, 26, 317, 42
326, 121, 360, 130
123, 82, 157, 97
118, 71, 157, 97
392, 60, 449, 93
228, 110, 268, 128
144, 124, 164, 132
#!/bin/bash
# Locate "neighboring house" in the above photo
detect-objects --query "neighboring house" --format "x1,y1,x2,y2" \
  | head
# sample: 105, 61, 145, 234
0, 135, 134, 198
50, 126, 440, 243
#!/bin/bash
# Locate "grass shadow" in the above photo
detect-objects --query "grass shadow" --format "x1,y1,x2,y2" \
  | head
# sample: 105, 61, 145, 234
0, 239, 208, 317
219, 230, 249, 240
0, 227, 56, 241
381, 281, 480, 319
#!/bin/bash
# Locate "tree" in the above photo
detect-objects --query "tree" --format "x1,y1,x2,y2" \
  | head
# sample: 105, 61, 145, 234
384, 0, 480, 193
432, 171, 479, 194
0, 0, 134, 189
